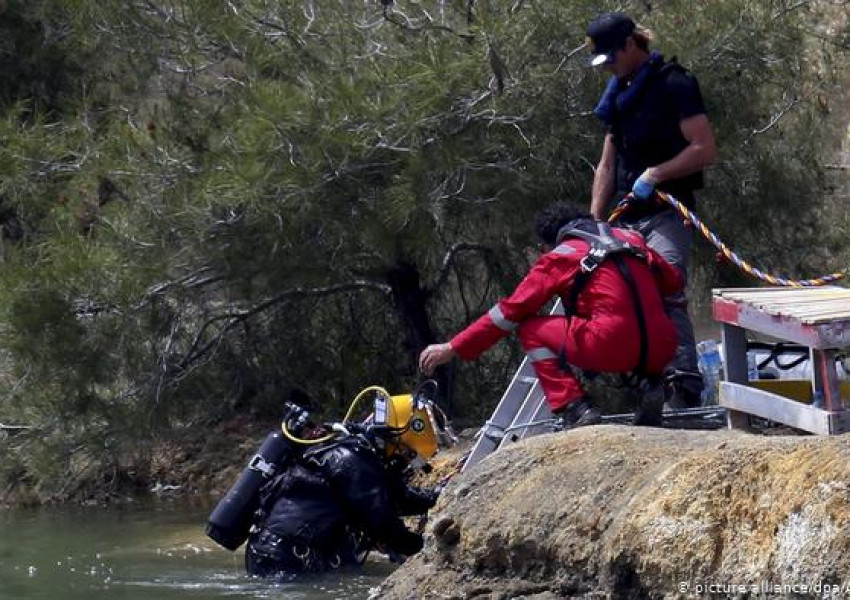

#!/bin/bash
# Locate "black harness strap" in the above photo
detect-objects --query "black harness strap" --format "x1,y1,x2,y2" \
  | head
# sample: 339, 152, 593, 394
564, 268, 593, 321
555, 221, 650, 376
611, 255, 649, 377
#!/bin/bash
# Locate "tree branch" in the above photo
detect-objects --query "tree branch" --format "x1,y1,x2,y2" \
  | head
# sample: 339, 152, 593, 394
179, 280, 392, 368
134, 267, 225, 310
750, 95, 800, 136
382, 6, 476, 40
431, 243, 492, 294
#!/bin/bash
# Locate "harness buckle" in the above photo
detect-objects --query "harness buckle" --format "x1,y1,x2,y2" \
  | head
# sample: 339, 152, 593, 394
292, 544, 311, 560
579, 254, 600, 273
248, 453, 276, 478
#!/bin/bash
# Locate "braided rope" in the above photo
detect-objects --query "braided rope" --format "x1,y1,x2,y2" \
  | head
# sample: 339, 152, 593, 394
608, 191, 846, 287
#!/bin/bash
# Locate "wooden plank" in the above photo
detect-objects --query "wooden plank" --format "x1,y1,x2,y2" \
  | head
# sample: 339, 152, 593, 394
712, 298, 740, 325
793, 313, 850, 322
786, 315, 850, 324
717, 294, 850, 320
749, 296, 850, 307
712, 287, 850, 436
719, 382, 850, 435
791, 302, 850, 311
712, 288, 850, 346
715, 288, 850, 306
730, 304, 822, 347
762, 310, 850, 321
794, 304, 850, 316
804, 315, 850, 325
737, 297, 850, 309
720, 287, 843, 295
802, 316, 850, 325
722, 323, 748, 384
713, 287, 793, 295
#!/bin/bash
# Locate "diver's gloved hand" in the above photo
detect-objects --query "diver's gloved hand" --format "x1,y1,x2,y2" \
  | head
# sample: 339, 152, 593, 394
375, 543, 409, 564
631, 171, 656, 202
397, 485, 439, 515
416, 486, 440, 510
379, 529, 423, 558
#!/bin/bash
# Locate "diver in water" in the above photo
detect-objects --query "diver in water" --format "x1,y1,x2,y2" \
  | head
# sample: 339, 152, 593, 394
207, 389, 452, 577
245, 422, 437, 575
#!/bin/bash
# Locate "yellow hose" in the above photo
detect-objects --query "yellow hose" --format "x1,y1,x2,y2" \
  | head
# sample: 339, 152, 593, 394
279, 385, 395, 445
344, 385, 392, 423
280, 419, 336, 445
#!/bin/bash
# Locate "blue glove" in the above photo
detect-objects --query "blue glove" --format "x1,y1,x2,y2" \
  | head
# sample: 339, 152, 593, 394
631, 175, 656, 201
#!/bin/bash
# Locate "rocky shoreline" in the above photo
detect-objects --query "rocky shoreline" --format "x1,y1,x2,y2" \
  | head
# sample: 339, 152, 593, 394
376, 425, 850, 599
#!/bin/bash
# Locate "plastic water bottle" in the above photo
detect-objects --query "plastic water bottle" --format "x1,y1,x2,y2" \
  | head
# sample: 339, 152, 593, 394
697, 340, 723, 406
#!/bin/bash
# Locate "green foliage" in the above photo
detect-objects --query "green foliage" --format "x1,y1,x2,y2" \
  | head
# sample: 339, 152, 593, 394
0, 0, 849, 500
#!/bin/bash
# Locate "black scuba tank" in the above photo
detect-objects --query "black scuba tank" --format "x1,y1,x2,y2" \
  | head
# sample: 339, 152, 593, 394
206, 403, 309, 551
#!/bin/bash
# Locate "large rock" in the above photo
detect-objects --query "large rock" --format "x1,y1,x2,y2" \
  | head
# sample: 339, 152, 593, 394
376, 425, 850, 599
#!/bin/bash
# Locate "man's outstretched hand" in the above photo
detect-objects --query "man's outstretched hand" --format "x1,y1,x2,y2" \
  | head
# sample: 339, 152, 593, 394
419, 343, 455, 375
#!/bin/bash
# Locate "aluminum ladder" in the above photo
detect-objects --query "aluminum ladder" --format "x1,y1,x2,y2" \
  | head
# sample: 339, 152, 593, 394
461, 302, 563, 472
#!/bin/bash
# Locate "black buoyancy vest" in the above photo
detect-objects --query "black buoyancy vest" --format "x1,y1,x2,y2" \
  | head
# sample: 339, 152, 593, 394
255, 436, 371, 537
612, 60, 704, 198
555, 221, 650, 375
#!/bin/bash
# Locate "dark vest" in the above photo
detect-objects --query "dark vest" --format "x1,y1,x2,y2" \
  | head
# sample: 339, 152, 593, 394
611, 60, 703, 203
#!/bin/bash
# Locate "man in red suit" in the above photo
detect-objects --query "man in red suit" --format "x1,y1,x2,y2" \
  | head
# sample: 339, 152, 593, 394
419, 202, 683, 429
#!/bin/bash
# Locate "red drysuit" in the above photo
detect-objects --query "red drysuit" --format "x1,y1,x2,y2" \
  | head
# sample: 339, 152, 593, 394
450, 224, 683, 412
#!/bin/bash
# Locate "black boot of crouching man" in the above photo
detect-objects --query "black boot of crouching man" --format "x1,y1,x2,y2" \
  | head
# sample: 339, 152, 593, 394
551, 397, 602, 432
663, 369, 704, 410
633, 376, 664, 427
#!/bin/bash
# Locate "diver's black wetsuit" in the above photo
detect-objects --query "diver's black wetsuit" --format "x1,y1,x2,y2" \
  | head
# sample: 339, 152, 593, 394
245, 434, 436, 576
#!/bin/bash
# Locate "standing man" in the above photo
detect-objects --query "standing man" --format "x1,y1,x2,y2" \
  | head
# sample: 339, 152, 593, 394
419, 202, 683, 429
586, 12, 717, 408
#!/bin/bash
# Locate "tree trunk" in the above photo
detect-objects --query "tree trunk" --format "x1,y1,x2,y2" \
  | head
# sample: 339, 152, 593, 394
386, 260, 435, 358
386, 260, 453, 406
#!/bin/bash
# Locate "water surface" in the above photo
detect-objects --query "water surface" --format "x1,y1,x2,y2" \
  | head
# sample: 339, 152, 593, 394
0, 501, 392, 600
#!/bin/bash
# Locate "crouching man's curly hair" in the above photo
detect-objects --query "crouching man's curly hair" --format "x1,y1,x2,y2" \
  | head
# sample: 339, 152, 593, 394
534, 202, 594, 247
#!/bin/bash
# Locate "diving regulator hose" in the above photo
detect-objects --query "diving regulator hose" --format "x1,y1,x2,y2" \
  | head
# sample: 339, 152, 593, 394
280, 385, 395, 445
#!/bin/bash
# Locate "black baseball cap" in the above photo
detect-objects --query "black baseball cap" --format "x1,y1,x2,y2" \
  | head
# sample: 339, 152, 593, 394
586, 12, 636, 67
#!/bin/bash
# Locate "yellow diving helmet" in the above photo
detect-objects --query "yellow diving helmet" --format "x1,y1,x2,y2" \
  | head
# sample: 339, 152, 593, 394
371, 384, 454, 462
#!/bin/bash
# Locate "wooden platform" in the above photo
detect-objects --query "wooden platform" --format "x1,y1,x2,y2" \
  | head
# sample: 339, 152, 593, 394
712, 286, 850, 434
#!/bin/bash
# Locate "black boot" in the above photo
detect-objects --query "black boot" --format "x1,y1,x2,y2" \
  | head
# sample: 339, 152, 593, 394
663, 369, 703, 410
633, 377, 664, 426
552, 398, 602, 432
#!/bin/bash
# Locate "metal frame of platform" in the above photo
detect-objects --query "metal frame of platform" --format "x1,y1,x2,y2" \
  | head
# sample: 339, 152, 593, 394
712, 287, 850, 434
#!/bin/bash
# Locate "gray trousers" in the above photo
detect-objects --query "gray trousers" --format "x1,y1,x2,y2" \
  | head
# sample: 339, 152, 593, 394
620, 210, 701, 389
